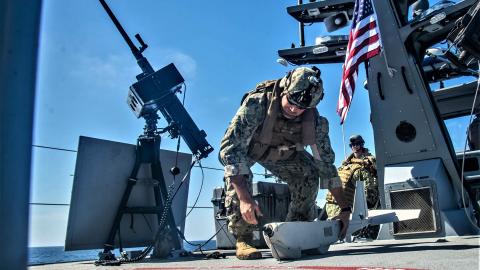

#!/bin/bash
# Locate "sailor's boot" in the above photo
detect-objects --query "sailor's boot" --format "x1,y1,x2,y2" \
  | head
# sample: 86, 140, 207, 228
235, 235, 262, 260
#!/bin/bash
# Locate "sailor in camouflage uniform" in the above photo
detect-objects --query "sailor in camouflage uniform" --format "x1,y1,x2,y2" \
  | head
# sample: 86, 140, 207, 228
325, 135, 379, 239
219, 67, 351, 260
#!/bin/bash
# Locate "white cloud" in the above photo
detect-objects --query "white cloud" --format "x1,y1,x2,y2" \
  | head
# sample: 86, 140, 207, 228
69, 47, 197, 90
69, 53, 136, 89
145, 47, 198, 81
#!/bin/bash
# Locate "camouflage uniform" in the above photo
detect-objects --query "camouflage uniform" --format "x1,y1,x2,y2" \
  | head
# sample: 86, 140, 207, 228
325, 149, 378, 218
219, 69, 341, 238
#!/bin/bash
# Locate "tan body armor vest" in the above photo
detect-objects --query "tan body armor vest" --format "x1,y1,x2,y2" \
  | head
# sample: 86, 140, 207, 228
325, 153, 376, 205
246, 79, 317, 162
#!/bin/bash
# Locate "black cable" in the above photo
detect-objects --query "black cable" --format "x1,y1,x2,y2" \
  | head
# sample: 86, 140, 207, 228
194, 165, 223, 171
215, 218, 235, 247
96, 160, 196, 266
171, 161, 230, 256
460, 63, 480, 229
172, 159, 197, 200
171, 83, 188, 185
114, 183, 175, 264
169, 159, 203, 230
185, 161, 204, 218
194, 224, 224, 252
177, 221, 227, 255
175, 228, 204, 255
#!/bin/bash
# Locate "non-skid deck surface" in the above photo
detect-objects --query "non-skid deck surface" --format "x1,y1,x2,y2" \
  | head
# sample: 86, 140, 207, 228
29, 236, 480, 270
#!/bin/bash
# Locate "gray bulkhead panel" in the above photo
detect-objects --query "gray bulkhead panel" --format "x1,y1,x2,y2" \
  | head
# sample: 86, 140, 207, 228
366, 0, 478, 236
368, 0, 468, 200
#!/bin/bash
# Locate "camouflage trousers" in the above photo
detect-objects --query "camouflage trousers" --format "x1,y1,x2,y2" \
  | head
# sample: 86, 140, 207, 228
325, 183, 380, 240
224, 151, 320, 238
325, 192, 378, 219
326, 168, 379, 219
325, 187, 379, 219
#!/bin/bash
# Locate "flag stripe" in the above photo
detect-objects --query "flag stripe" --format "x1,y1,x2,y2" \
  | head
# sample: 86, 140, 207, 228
348, 34, 379, 59
345, 21, 379, 68
352, 17, 378, 39
337, 0, 382, 124
339, 70, 358, 109
348, 24, 379, 60
344, 40, 381, 78
344, 12, 377, 60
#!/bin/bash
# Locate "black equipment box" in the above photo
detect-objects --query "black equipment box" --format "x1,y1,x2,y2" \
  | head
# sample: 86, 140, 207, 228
211, 181, 290, 249
127, 63, 185, 118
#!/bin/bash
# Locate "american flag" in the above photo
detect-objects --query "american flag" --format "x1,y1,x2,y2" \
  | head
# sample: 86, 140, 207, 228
337, 0, 382, 124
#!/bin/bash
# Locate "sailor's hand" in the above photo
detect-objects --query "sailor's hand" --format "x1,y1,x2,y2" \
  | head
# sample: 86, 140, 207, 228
239, 199, 263, 225
335, 210, 351, 239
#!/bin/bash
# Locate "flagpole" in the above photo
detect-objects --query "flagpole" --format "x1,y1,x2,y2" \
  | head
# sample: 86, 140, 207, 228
382, 50, 397, 77
341, 123, 347, 160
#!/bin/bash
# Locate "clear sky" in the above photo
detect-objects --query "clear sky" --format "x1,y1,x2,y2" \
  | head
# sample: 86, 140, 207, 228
29, 0, 473, 247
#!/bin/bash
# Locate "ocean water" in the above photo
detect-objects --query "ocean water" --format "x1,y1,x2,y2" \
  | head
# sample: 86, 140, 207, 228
28, 240, 217, 266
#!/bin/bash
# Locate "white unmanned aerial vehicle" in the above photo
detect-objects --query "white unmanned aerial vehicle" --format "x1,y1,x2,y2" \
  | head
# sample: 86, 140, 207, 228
263, 182, 420, 260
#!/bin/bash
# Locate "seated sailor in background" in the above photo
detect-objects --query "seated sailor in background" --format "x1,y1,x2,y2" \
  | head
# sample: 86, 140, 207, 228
219, 67, 351, 260
325, 134, 379, 239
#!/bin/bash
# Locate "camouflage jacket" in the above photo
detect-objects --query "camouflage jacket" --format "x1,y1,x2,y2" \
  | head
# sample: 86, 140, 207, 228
219, 89, 338, 185
326, 149, 378, 207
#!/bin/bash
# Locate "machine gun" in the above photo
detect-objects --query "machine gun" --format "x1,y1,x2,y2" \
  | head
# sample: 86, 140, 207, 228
96, 0, 213, 264
99, 0, 213, 159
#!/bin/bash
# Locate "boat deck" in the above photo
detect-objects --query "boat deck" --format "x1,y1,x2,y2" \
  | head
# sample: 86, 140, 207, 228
29, 236, 479, 270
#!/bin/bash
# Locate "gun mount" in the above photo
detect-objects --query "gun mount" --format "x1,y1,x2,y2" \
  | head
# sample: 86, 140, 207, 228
95, 0, 214, 264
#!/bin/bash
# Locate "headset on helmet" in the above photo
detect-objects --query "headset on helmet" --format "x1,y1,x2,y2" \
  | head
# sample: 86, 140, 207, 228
284, 66, 324, 109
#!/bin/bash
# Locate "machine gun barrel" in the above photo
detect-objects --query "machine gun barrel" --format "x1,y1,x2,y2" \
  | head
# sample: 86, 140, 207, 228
99, 0, 154, 75
99, 0, 213, 159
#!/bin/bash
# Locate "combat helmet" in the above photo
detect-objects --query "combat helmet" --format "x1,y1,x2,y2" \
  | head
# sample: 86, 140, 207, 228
282, 67, 324, 109
349, 135, 365, 146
